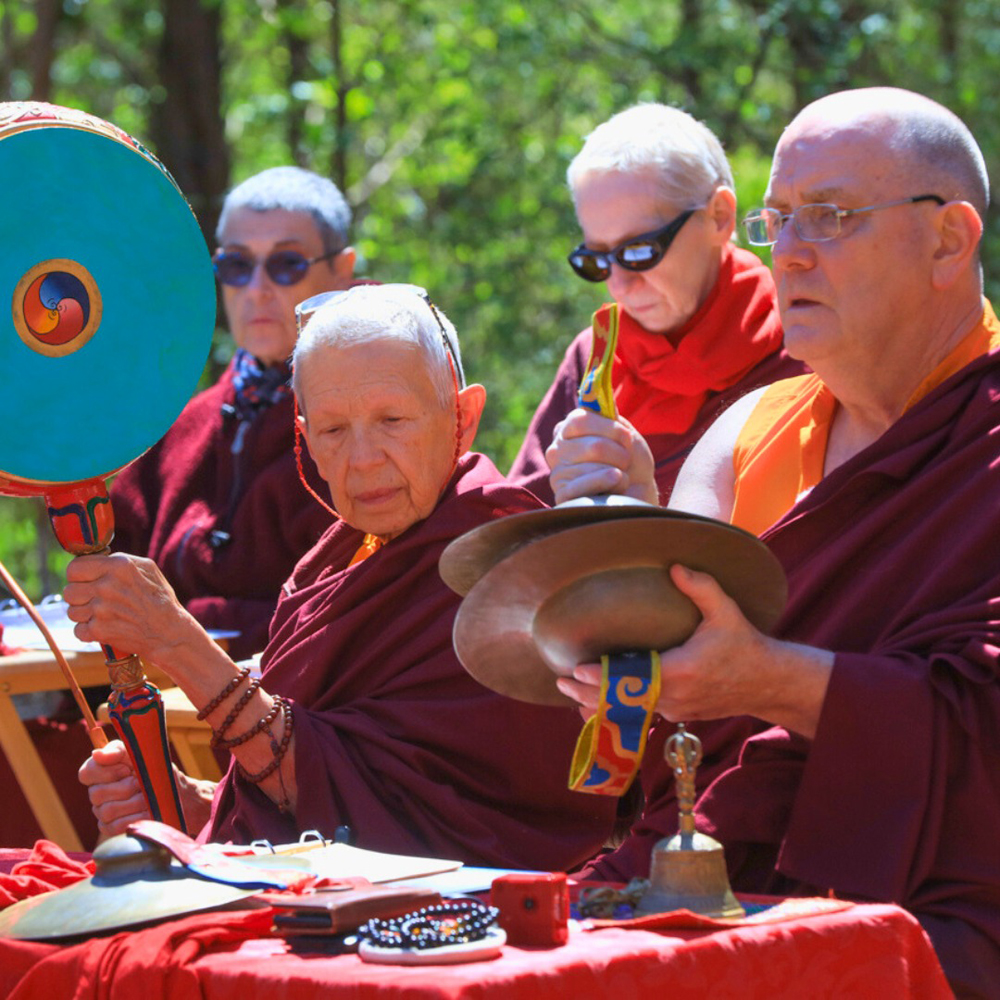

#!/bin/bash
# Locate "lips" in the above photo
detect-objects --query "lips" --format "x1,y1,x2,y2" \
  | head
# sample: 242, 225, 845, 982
354, 487, 400, 506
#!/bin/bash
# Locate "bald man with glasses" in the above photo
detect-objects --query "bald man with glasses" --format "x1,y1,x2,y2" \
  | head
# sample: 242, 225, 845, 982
548, 88, 1000, 996
507, 101, 804, 506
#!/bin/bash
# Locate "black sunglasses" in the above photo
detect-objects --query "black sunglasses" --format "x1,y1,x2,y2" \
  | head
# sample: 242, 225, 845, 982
567, 209, 697, 283
213, 248, 341, 287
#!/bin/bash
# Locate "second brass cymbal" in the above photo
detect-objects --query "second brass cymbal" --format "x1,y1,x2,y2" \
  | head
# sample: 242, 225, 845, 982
453, 515, 786, 707
439, 494, 716, 597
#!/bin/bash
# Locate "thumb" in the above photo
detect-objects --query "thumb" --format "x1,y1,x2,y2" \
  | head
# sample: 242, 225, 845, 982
670, 563, 731, 621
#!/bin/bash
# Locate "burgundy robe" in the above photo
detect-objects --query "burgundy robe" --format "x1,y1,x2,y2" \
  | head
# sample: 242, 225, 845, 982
206, 453, 615, 870
110, 359, 332, 660
588, 347, 1000, 997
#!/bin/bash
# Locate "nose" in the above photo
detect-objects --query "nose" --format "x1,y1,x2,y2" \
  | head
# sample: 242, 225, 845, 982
769, 219, 814, 273
347, 427, 385, 468
244, 259, 276, 296
604, 261, 641, 298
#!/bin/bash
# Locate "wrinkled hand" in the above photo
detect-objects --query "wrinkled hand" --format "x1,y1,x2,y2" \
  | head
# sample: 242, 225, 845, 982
78, 740, 150, 841
556, 565, 833, 737
63, 552, 198, 666
545, 408, 658, 506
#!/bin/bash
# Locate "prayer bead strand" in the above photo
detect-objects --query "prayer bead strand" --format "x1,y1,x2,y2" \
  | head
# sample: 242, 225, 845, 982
209, 677, 262, 747
236, 696, 294, 786
196, 665, 251, 721
360, 900, 499, 950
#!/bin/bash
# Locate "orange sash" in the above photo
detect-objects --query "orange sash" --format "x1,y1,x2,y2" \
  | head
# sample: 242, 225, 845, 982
731, 302, 1000, 535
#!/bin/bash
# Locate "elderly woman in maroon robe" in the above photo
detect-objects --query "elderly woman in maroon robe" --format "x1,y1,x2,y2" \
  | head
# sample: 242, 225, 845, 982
548, 89, 1000, 997
65, 284, 614, 869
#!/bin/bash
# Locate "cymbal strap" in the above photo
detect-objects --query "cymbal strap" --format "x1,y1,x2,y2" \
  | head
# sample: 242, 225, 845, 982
568, 650, 660, 795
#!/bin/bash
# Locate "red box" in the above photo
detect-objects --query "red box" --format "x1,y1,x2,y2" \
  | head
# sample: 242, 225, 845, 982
491, 873, 569, 947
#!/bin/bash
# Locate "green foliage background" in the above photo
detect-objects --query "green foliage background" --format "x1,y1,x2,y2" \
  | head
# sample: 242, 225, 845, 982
1, 0, 998, 598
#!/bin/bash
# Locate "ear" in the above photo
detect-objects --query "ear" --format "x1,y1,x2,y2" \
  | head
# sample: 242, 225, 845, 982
705, 186, 737, 246
329, 246, 357, 289
455, 383, 487, 454
295, 409, 312, 453
930, 201, 982, 290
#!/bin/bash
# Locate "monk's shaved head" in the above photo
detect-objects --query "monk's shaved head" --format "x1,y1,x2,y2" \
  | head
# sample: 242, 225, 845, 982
781, 87, 989, 217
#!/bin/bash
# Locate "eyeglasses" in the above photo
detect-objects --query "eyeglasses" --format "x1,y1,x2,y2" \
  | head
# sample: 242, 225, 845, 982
567, 209, 697, 283
213, 248, 342, 287
742, 195, 945, 246
295, 283, 465, 388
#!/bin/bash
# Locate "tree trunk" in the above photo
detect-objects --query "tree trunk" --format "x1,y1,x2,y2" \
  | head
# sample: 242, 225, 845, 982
150, 0, 230, 245
29, 0, 62, 102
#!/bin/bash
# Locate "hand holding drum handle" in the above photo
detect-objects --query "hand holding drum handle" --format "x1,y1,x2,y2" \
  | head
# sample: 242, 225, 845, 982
46, 479, 187, 832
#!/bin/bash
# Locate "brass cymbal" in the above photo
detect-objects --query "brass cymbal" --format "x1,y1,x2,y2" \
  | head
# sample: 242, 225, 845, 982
0, 833, 265, 941
453, 515, 786, 707
439, 494, 716, 597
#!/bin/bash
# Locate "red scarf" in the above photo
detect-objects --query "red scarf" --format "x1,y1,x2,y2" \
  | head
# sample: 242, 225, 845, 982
612, 244, 783, 437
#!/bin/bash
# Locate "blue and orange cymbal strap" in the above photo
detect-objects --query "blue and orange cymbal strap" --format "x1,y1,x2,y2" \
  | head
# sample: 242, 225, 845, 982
568, 650, 661, 796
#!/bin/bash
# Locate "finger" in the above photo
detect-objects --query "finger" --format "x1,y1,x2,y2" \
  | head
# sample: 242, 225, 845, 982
556, 408, 629, 441
669, 563, 732, 619
556, 676, 602, 712
551, 465, 625, 504
89, 776, 145, 811
64, 554, 113, 584
97, 805, 151, 840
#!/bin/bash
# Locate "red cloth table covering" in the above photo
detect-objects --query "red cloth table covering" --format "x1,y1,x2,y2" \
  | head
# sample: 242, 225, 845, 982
0, 899, 952, 998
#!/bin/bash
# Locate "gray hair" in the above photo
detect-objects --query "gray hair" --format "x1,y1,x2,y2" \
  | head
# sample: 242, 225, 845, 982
216, 166, 352, 256
566, 102, 735, 209
292, 285, 465, 412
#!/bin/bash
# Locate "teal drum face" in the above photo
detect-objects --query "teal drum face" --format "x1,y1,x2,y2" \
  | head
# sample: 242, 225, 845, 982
0, 103, 216, 489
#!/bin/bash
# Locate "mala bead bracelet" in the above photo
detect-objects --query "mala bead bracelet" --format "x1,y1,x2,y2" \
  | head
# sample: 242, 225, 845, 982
209, 677, 262, 747
236, 695, 294, 787
211, 695, 282, 750
360, 900, 500, 950
196, 665, 251, 721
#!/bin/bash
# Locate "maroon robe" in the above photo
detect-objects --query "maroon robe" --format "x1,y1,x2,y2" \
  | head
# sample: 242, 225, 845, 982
110, 359, 332, 660
206, 453, 615, 870
508, 248, 805, 506
587, 347, 1000, 997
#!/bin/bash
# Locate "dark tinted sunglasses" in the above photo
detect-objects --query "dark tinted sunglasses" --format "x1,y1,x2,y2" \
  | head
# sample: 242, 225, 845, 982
213, 248, 341, 287
567, 209, 697, 283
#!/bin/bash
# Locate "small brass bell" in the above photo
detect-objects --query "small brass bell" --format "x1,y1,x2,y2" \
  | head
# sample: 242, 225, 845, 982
634, 724, 745, 919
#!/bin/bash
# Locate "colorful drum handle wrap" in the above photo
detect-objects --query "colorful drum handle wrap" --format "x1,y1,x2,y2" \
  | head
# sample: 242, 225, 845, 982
569, 304, 661, 796
568, 651, 661, 794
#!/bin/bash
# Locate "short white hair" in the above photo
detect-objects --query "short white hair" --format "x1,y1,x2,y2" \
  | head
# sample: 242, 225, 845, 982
291, 285, 464, 411
567, 102, 735, 209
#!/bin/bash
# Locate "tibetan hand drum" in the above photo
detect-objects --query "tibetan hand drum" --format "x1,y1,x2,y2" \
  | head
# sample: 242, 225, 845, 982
0, 101, 215, 495
0, 102, 217, 832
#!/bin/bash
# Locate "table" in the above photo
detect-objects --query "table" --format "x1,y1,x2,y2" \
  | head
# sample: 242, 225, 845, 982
0, 649, 172, 851
0, 894, 952, 998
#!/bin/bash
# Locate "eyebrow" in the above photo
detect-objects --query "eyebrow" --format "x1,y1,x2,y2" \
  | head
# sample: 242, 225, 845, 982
766, 186, 856, 210
220, 238, 310, 251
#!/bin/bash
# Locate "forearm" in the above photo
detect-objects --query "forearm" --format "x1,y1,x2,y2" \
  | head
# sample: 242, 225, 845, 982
741, 636, 835, 739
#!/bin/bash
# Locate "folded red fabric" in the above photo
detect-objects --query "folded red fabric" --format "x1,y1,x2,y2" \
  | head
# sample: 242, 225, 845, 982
0, 839, 94, 908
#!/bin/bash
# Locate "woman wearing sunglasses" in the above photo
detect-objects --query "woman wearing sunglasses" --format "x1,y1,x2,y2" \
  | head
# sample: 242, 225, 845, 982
109, 166, 357, 662
508, 102, 804, 505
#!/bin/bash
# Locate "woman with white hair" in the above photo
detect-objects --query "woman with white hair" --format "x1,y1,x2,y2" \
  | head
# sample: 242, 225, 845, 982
66, 285, 615, 869
509, 102, 802, 505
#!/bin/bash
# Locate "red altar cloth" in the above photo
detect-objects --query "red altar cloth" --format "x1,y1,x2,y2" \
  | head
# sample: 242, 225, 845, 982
0, 843, 951, 998
0, 899, 951, 998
